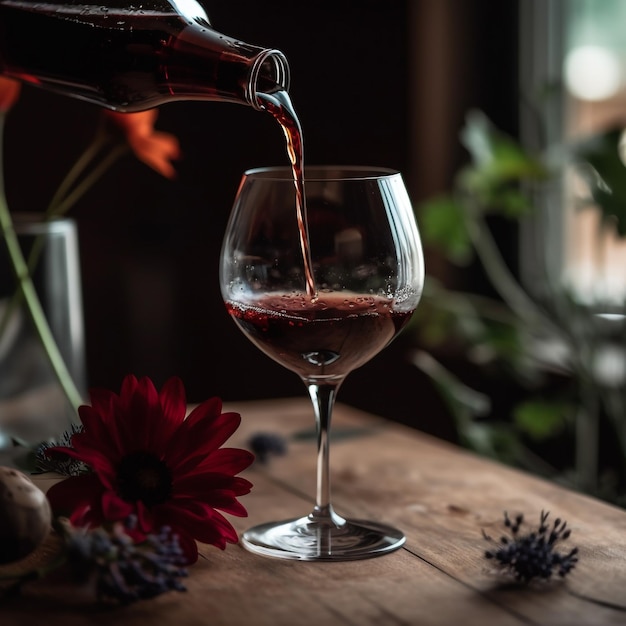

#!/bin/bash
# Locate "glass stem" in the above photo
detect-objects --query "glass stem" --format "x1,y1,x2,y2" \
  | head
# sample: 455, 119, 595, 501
306, 381, 345, 525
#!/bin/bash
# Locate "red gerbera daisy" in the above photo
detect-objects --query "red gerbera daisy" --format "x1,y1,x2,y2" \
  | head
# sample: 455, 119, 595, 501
45, 375, 254, 564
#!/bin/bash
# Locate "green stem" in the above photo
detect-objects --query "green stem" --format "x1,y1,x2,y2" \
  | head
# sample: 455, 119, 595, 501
46, 122, 109, 215
463, 192, 606, 494
0, 112, 83, 413
46, 143, 128, 218
575, 372, 600, 493
462, 195, 566, 342
0, 126, 128, 355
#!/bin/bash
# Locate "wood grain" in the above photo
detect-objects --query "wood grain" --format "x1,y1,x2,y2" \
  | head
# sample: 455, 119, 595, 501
2, 397, 625, 625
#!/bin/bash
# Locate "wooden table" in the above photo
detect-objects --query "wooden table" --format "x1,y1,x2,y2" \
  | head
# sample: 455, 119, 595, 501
2, 397, 626, 625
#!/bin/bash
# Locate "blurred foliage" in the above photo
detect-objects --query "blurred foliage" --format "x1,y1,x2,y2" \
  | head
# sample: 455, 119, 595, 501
411, 110, 626, 506
570, 128, 626, 234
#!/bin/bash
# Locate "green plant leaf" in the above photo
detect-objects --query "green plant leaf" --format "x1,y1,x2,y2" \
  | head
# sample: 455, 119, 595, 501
455, 111, 548, 220
460, 110, 548, 186
418, 194, 473, 264
478, 319, 523, 360
512, 400, 571, 441
461, 421, 525, 465
568, 127, 626, 235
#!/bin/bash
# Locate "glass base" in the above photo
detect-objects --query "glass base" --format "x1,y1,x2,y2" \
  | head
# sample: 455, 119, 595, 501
241, 514, 406, 561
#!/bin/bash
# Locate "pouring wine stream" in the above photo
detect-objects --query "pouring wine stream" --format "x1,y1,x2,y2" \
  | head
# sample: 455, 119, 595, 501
222, 89, 424, 559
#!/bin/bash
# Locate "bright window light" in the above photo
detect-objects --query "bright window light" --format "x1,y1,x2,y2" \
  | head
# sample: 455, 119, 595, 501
564, 45, 622, 101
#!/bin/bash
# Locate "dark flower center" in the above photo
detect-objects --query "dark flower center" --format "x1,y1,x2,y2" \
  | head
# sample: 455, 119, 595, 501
116, 452, 173, 507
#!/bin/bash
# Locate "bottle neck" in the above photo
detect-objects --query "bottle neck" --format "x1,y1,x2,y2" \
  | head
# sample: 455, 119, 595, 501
246, 49, 290, 110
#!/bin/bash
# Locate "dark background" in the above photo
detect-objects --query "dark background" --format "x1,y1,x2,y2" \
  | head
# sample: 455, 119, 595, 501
2, 0, 520, 442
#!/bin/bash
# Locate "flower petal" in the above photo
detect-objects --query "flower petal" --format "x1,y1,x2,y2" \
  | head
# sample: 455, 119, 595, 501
116, 375, 164, 451
157, 500, 239, 549
0, 76, 21, 112
47, 444, 117, 490
135, 500, 156, 534
184, 397, 223, 429
46, 474, 104, 519
101, 490, 135, 521
150, 376, 188, 450
85, 386, 117, 423
182, 490, 249, 517
170, 528, 199, 564
159, 376, 187, 424
76, 405, 122, 459
166, 412, 244, 474
88, 380, 136, 449
103, 109, 180, 179
193, 448, 255, 476
173, 471, 253, 501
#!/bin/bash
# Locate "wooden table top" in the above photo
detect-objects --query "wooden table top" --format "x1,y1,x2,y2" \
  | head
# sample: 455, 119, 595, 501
2, 397, 626, 625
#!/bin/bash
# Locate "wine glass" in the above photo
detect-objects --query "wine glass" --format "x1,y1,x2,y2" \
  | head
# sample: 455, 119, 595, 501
219, 165, 424, 560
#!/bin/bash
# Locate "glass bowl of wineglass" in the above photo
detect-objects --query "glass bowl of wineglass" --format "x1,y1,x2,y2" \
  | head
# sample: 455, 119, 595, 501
219, 165, 424, 561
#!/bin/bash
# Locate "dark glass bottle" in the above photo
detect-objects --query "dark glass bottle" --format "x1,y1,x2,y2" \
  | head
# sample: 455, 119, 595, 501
0, 0, 290, 112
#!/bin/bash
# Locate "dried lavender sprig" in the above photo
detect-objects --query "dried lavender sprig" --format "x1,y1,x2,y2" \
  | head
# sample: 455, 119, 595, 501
483, 510, 579, 583
248, 432, 288, 464
59, 516, 188, 605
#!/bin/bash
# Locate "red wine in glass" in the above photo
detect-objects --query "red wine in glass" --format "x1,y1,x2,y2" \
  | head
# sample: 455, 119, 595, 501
220, 166, 424, 560
225, 293, 413, 380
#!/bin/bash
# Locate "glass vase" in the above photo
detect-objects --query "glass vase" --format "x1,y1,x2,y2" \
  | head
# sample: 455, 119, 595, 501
0, 213, 86, 458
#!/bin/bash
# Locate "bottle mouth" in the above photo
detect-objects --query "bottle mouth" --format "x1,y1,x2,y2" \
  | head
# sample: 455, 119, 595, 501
247, 49, 291, 110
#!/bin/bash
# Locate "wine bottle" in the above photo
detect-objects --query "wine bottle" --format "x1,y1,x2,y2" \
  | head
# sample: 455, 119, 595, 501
0, 0, 290, 112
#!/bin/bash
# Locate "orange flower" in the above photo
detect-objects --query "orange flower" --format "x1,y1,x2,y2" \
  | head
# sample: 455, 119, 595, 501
0, 76, 21, 112
104, 109, 181, 179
